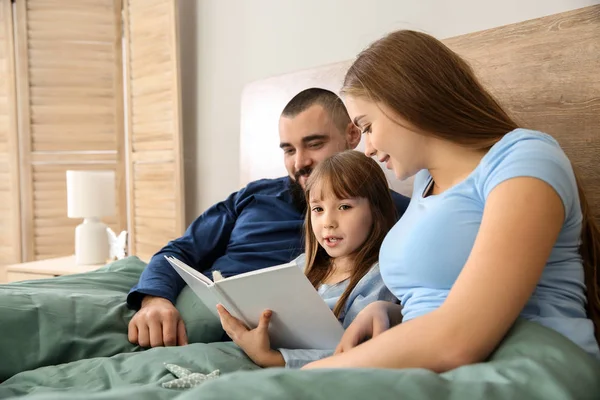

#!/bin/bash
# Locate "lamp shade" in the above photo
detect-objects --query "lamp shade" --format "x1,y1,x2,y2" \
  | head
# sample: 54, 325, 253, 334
66, 170, 116, 218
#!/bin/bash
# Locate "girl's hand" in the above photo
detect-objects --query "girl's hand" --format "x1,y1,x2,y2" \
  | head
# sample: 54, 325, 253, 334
335, 301, 400, 354
216, 304, 285, 367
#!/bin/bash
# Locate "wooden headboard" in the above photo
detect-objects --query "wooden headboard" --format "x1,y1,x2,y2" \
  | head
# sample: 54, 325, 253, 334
240, 5, 600, 223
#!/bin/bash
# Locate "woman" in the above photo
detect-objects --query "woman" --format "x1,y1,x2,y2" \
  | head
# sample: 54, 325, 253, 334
303, 30, 600, 371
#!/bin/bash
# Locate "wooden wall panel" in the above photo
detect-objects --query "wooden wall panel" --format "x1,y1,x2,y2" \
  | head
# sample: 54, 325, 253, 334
124, 0, 184, 261
15, 0, 126, 261
0, 0, 21, 265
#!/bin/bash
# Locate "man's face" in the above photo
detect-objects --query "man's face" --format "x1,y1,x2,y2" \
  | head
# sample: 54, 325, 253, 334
279, 104, 357, 189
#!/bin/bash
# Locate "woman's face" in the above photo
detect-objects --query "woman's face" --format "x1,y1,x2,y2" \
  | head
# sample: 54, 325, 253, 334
344, 96, 428, 181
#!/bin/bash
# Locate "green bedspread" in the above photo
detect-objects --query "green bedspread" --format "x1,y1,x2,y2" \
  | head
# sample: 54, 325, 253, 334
0, 257, 598, 400
0, 257, 225, 381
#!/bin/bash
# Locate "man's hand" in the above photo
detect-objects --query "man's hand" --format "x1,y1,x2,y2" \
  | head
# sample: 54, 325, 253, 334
128, 296, 188, 347
334, 300, 401, 354
217, 304, 285, 368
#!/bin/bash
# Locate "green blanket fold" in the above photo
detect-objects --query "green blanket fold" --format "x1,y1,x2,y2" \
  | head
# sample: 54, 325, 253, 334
0, 256, 224, 382
0, 342, 258, 399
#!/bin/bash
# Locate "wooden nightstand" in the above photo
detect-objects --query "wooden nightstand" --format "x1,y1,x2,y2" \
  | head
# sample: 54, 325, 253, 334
4, 256, 105, 283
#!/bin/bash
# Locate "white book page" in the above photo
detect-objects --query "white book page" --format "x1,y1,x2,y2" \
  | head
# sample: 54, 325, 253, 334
227, 261, 297, 279
216, 263, 344, 350
164, 256, 220, 318
165, 256, 213, 285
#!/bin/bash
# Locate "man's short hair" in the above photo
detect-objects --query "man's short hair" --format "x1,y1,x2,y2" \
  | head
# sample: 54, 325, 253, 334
281, 88, 351, 134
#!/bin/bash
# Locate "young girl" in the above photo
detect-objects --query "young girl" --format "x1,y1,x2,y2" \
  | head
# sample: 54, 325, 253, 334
217, 150, 399, 368
303, 30, 600, 370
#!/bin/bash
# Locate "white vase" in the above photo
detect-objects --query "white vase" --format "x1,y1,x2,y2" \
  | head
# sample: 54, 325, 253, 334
75, 217, 109, 265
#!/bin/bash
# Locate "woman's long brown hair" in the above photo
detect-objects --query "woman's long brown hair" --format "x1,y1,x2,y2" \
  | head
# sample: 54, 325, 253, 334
304, 150, 398, 317
342, 30, 600, 343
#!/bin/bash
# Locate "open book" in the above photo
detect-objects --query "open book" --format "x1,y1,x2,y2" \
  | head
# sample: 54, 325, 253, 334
165, 256, 345, 350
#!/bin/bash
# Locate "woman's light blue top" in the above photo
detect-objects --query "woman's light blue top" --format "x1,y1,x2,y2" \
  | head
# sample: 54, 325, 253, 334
379, 129, 599, 359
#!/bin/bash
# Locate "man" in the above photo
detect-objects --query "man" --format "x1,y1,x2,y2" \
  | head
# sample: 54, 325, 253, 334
127, 88, 411, 348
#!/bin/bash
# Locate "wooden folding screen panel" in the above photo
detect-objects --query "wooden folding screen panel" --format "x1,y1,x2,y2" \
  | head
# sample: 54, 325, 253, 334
15, 0, 126, 261
0, 0, 21, 264
123, 0, 184, 261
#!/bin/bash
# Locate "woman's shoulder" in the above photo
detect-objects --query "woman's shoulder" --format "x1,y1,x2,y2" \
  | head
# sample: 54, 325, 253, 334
482, 128, 569, 169
477, 128, 578, 212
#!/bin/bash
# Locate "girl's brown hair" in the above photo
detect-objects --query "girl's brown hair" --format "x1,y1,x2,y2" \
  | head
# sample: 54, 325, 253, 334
304, 150, 398, 317
342, 29, 600, 343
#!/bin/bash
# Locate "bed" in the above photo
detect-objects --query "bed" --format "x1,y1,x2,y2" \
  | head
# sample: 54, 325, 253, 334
0, 5, 599, 400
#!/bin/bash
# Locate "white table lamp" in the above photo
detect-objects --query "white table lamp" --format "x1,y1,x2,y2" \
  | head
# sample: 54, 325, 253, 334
66, 170, 116, 265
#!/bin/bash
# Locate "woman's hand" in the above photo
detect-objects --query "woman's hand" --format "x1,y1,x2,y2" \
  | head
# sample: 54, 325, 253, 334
216, 304, 285, 367
335, 300, 401, 354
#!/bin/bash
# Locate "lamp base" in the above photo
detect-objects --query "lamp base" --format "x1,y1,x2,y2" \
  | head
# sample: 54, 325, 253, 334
75, 217, 109, 265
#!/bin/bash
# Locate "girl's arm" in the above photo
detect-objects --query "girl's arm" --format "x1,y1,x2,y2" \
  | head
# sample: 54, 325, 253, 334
278, 349, 334, 368
338, 264, 400, 329
304, 177, 564, 371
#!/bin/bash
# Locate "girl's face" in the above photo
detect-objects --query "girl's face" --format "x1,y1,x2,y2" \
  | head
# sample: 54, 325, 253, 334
309, 183, 373, 261
344, 95, 428, 181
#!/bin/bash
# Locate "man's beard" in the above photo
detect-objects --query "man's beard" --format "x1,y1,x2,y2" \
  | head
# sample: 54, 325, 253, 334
289, 167, 312, 214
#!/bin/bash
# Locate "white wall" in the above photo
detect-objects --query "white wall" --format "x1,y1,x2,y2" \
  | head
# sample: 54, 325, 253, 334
179, 0, 598, 223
